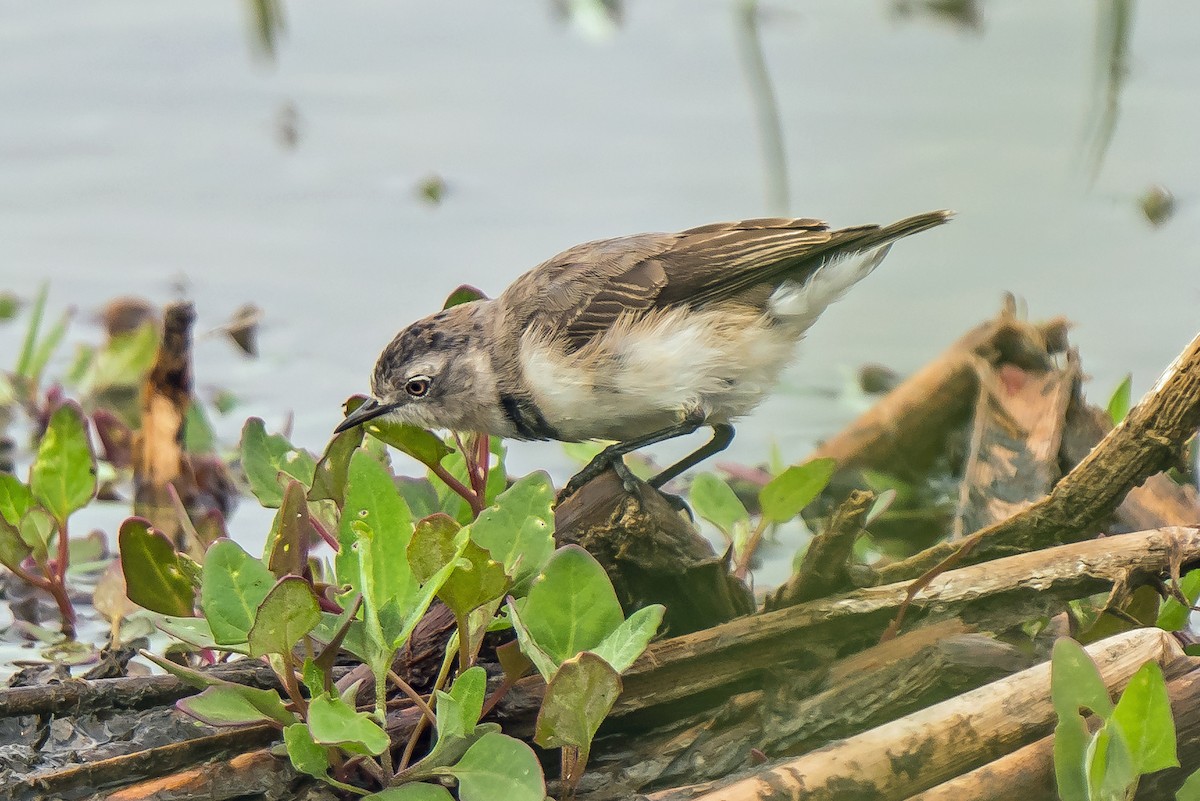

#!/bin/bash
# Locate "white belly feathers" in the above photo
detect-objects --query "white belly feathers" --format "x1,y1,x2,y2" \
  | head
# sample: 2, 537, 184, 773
517, 245, 888, 442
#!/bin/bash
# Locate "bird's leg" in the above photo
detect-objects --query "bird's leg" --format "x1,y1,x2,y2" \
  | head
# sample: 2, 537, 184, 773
648, 423, 735, 489
558, 409, 707, 502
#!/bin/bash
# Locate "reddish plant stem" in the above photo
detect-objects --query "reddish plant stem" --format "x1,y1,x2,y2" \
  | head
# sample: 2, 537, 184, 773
386, 671, 436, 726
279, 651, 308, 716
9, 561, 52, 592
479, 675, 517, 718
428, 462, 482, 515
472, 434, 490, 499
732, 517, 771, 581
51, 519, 77, 639
309, 513, 340, 551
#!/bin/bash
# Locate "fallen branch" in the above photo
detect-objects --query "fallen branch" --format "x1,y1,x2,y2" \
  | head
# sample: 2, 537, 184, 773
877, 330, 1200, 585
810, 306, 1069, 481
606, 526, 1200, 720
6, 725, 279, 801
647, 628, 1190, 801
764, 489, 872, 610
907, 663, 1200, 801
0, 661, 297, 719
555, 469, 754, 635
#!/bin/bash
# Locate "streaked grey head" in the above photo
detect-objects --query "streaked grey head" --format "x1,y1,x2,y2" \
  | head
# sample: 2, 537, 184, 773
335, 302, 500, 434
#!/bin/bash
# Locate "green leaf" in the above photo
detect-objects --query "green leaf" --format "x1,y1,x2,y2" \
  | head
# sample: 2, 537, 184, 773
508, 545, 624, 679
200, 539, 276, 646
1054, 713, 1090, 801
436, 666, 487, 743
265, 479, 317, 578
440, 539, 511, 621
239, 418, 318, 508
1108, 373, 1133, 426
0, 474, 34, 528
1051, 638, 1114, 720
30, 400, 97, 526
443, 732, 545, 801
118, 518, 196, 617
185, 403, 217, 455
19, 507, 56, 565
365, 417, 453, 471
442, 285, 486, 309
360, 522, 463, 658
309, 424, 365, 505
758, 458, 835, 524
1111, 660, 1178, 774
408, 513, 463, 585
365, 784, 454, 801
504, 603, 558, 686
337, 450, 417, 619
469, 472, 555, 593
307, 693, 389, 756
142, 651, 296, 724
397, 477, 441, 520
247, 576, 321, 658
1087, 722, 1137, 801
312, 612, 371, 663
1157, 569, 1200, 631
1177, 767, 1200, 801
16, 286, 69, 388
689, 473, 750, 538
27, 310, 70, 386
178, 685, 279, 727
154, 615, 221, 650
864, 488, 897, 525
89, 322, 158, 390
284, 723, 332, 782
0, 518, 32, 572
534, 652, 621, 756
592, 604, 664, 673
14, 283, 48, 379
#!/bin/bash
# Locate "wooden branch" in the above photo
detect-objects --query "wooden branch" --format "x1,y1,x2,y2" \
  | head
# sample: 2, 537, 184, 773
878, 329, 1200, 583
0, 661, 309, 719
1060, 383, 1200, 534
809, 308, 1069, 481
555, 469, 754, 635
764, 489, 872, 610
576, 620, 982, 801
646, 628, 1191, 801
8, 726, 281, 801
906, 664, 1200, 801
608, 526, 1200, 720
952, 357, 1076, 537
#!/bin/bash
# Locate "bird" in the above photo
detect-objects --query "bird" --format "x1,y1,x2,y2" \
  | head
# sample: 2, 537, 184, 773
336, 210, 952, 501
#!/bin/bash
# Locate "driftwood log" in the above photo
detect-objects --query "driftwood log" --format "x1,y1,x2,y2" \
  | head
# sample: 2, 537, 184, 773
645, 629, 1193, 801
878, 328, 1200, 583
555, 469, 754, 635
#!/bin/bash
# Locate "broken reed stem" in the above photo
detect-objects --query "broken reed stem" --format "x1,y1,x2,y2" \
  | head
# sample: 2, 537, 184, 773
648, 628, 1189, 801
879, 329, 1200, 585
764, 489, 872, 610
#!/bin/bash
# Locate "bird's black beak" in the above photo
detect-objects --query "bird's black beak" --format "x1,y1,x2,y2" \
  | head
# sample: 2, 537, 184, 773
334, 398, 395, 433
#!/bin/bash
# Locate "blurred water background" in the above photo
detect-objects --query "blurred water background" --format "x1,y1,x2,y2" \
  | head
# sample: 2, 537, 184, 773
0, 1, 1196, 574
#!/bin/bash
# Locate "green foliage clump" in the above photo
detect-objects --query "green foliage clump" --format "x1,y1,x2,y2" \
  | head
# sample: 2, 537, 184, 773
119, 414, 662, 797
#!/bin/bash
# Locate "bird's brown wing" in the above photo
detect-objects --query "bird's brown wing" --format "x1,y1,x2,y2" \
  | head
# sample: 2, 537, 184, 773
502, 211, 950, 353
662, 211, 950, 306
501, 234, 674, 353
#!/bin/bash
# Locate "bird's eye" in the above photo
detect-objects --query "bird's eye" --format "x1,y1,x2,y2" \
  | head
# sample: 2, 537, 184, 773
405, 376, 431, 398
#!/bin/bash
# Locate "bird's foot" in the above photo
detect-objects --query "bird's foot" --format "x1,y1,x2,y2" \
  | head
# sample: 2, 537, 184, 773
558, 445, 626, 504
656, 488, 695, 520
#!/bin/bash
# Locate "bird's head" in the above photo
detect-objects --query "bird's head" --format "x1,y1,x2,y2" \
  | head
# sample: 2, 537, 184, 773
335, 301, 498, 435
